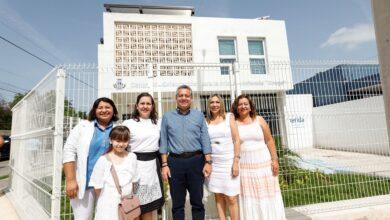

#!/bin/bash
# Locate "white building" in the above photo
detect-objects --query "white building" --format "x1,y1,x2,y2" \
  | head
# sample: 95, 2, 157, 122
98, 4, 293, 125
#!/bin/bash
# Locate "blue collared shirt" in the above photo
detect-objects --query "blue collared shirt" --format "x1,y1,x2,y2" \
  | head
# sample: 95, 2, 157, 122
86, 120, 113, 188
159, 108, 211, 154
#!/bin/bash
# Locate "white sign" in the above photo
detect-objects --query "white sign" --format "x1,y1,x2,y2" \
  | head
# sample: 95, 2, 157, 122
289, 116, 305, 128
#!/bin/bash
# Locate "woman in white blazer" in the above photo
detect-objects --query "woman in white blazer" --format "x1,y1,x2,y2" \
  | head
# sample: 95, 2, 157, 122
63, 97, 119, 220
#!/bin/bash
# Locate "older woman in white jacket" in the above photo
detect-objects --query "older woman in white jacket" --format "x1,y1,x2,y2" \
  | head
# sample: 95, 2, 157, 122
63, 97, 119, 220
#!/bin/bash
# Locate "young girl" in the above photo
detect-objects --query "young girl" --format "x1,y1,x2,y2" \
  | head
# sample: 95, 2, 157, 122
89, 126, 139, 220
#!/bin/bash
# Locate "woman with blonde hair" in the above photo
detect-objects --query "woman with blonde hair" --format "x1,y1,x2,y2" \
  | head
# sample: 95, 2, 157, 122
205, 94, 240, 220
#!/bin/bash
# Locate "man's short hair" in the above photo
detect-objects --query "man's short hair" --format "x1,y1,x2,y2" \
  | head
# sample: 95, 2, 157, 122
176, 85, 192, 97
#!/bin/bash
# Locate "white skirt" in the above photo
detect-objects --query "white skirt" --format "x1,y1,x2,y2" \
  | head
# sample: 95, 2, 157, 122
239, 145, 286, 220
206, 152, 240, 197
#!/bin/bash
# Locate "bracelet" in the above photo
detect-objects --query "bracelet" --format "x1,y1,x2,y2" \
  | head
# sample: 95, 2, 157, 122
271, 157, 278, 161
162, 164, 169, 168
234, 155, 241, 159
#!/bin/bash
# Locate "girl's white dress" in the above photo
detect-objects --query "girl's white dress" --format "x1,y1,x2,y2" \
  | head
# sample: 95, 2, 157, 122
238, 117, 286, 220
206, 113, 240, 196
89, 153, 139, 220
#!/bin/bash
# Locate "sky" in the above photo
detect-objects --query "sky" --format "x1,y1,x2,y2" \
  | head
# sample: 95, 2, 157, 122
0, 0, 378, 101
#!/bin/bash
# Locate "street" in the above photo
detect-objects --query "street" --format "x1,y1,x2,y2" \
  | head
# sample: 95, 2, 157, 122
0, 160, 10, 191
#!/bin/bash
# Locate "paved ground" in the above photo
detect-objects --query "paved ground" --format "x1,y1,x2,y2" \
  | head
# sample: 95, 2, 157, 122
2, 150, 390, 220
0, 160, 10, 177
293, 148, 390, 177
0, 160, 19, 219
0, 160, 10, 192
0, 192, 19, 220
291, 194, 390, 220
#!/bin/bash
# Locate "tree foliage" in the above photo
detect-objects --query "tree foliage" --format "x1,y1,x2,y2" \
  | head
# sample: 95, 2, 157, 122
0, 93, 27, 130
1, 93, 86, 131
64, 99, 87, 119
9, 93, 26, 109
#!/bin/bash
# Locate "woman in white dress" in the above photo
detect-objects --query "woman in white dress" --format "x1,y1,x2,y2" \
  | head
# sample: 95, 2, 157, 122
123, 92, 164, 220
89, 126, 139, 220
231, 94, 286, 220
205, 94, 241, 220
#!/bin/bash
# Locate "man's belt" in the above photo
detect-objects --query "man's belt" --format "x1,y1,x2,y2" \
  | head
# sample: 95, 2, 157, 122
169, 150, 203, 158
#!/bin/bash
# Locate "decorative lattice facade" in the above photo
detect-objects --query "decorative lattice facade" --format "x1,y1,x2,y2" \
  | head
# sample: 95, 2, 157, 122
115, 23, 193, 76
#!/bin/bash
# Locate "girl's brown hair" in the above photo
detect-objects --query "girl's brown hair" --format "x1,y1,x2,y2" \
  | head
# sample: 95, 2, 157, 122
105, 126, 130, 153
206, 94, 226, 123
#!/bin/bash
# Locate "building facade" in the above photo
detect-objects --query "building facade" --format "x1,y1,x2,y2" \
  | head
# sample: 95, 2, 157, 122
98, 4, 292, 126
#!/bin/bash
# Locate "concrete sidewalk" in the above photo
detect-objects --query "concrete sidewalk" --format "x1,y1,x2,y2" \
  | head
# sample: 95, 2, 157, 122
0, 160, 19, 219
0, 191, 19, 220
293, 148, 390, 177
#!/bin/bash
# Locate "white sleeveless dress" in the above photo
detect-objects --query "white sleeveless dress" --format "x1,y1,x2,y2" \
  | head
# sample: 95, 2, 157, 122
206, 113, 240, 196
238, 117, 286, 220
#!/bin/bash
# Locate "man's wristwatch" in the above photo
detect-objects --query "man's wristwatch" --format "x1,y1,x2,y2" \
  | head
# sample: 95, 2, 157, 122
205, 160, 213, 165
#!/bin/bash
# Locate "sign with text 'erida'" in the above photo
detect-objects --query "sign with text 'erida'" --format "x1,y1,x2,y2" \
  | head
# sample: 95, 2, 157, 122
289, 116, 305, 128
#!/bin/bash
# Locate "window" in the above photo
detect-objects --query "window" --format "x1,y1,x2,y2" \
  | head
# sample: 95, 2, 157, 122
219, 39, 236, 55
218, 39, 236, 75
248, 39, 266, 74
220, 59, 235, 75
250, 59, 266, 74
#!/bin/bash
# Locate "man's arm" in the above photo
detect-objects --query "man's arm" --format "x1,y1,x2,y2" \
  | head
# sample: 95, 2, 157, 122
200, 115, 212, 177
159, 115, 171, 181
159, 115, 168, 155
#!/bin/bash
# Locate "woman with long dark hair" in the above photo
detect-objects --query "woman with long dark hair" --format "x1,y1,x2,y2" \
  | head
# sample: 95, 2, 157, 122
63, 97, 119, 219
232, 94, 285, 220
123, 92, 164, 220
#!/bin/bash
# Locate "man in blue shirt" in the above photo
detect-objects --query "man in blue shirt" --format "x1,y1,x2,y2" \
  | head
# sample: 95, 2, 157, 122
160, 85, 212, 220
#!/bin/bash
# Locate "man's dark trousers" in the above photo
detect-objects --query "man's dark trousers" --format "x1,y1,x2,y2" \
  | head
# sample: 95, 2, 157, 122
168, 154, 205, 220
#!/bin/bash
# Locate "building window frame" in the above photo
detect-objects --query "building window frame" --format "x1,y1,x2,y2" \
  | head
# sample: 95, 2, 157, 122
248, 38, 267, 74
218, 38, 237, 75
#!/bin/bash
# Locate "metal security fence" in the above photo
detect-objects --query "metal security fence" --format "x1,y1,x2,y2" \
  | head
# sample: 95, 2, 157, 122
8, 68, 65, 220
9, 61, 390, 219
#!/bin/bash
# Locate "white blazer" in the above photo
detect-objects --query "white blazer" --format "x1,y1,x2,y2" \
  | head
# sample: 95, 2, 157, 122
62, 120, 96, 199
